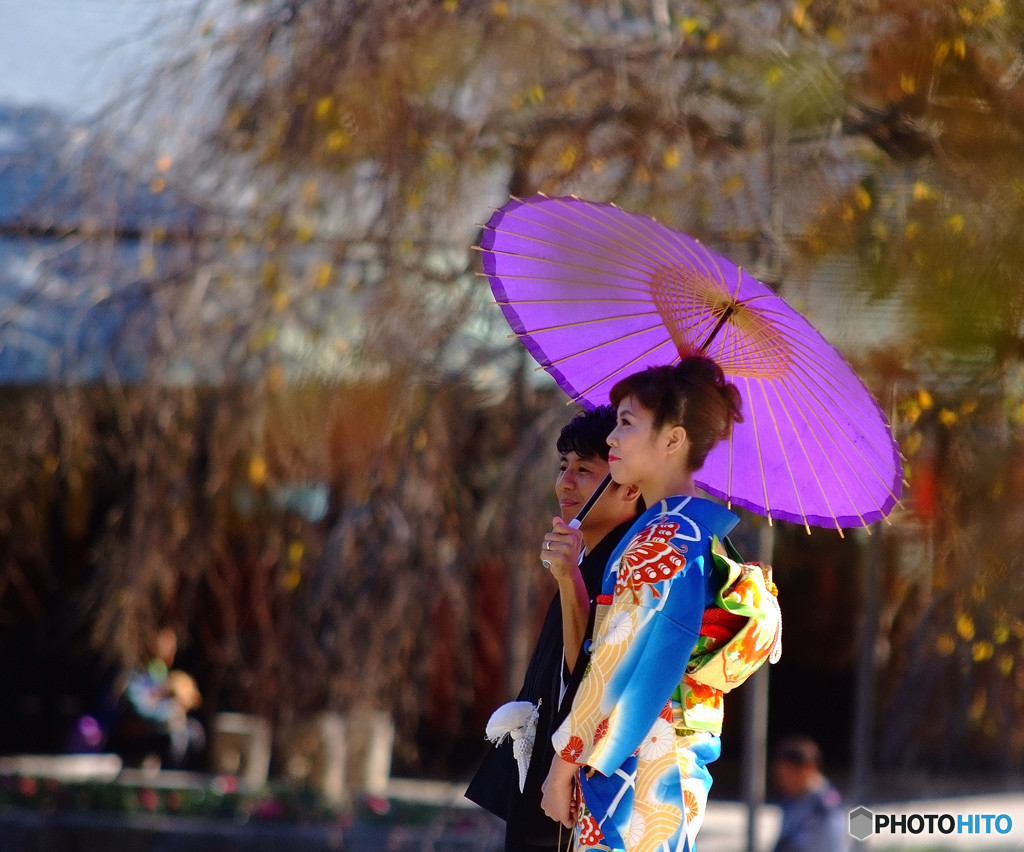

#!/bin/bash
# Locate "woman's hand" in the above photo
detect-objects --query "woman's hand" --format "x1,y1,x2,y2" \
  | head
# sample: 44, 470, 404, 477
540, 753, 579, 828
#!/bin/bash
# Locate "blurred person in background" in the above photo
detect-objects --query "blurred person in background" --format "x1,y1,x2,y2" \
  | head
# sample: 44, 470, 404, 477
113, 627, 206, 770
771, 735, 849, 852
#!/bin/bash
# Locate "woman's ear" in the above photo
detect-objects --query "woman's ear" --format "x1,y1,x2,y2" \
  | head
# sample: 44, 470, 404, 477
623, 483, 642, 505
664, 424, 687, 456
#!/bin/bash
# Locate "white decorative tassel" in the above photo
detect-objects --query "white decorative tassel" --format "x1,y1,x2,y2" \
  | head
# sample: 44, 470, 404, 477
484, 700, 540, 792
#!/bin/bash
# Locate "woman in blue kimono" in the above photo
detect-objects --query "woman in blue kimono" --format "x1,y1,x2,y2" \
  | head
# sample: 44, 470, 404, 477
541, 355, 743, 852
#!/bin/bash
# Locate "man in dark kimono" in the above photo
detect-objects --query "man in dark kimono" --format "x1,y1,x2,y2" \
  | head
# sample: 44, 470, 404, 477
466, 406, 642, 851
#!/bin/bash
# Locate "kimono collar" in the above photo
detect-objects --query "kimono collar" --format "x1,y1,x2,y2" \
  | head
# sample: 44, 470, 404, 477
645, 494, 740, 541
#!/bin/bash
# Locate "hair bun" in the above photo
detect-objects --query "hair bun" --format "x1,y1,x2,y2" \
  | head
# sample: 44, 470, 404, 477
676, 356, 743, 428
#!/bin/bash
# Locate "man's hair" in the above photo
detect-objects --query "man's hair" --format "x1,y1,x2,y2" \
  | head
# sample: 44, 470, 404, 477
556, 405, 617, 461
773, 736, 822, 769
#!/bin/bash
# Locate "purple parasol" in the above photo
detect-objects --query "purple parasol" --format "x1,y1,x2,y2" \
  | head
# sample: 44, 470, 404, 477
479, 194, 903, 533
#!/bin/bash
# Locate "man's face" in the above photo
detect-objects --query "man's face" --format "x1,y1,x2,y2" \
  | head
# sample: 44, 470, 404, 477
772, 760, 810, 799
556, 451, 610, 524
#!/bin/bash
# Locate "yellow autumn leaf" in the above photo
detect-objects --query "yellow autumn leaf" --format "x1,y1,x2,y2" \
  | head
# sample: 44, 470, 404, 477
936, 634, 956, 656
723, 175, 745, 197
917, 388, 934, 409
314, 263, 332, 289
413, 429, 429, 452
427, 150, 452, 171
972, 641, 994, 662
315, 96, 333, 120
956, 612, 976, 641
325, 130, 352, 151
902, 431, 923, 457
939, 408, 958, 427
249, 455, 267, 487
983, 0, 1005, 22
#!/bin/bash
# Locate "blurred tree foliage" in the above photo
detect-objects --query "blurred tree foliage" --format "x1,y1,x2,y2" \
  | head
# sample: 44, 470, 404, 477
2, 0, 1024, 776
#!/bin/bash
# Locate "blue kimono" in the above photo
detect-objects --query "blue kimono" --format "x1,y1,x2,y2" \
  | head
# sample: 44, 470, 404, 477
551, 495, 739, 851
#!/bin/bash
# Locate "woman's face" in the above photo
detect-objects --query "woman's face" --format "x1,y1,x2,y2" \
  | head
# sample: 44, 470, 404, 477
607, 394, 670, 488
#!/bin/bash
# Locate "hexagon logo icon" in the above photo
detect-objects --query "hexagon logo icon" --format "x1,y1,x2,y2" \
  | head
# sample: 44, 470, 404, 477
849, 806, 875, 841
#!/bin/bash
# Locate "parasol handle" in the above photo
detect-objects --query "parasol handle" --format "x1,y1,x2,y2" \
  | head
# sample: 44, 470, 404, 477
698, 304, 735, 354
541, 473, 611, 569
573, 473, 612, 525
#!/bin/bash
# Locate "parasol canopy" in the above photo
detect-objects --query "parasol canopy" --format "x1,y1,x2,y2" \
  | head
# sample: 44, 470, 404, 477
479, 194, 903, 533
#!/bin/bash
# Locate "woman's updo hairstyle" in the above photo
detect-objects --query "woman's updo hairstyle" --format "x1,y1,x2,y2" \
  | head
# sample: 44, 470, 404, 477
609, 355, 743, 471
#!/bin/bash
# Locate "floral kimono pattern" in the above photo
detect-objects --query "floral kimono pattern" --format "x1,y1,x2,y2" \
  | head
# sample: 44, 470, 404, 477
552, 496, 739, 852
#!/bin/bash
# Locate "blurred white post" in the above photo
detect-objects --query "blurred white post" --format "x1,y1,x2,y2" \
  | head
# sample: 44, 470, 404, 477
743, 521, 775, 852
